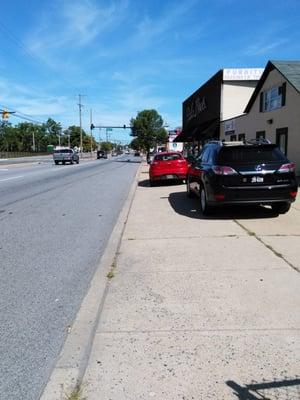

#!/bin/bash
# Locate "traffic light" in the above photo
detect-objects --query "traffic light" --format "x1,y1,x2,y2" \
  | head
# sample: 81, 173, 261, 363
90, 123, 95, 130
123, 124, 126, 129
2, 110, 10, 119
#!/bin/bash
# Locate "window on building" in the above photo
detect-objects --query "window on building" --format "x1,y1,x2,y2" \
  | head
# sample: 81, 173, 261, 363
238, 133, 245, 141
259, 83, 286, 112
230, 134, 237, 141
276, 128, 288, 156
256, 131, 265, 140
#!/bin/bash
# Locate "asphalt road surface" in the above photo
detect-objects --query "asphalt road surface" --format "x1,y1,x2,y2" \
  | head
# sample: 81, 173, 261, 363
0, 155, 140, 400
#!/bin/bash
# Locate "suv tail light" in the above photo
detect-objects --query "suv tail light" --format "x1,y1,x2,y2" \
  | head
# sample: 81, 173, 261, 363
278, 163, 296, 173
212, 165, 238, 175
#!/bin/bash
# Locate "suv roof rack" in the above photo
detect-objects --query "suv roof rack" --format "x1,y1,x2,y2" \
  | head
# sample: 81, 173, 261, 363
244, 138, 272, 145
207, 138, 273, 147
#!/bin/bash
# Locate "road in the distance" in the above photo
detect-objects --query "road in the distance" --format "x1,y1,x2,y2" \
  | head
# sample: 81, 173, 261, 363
0, 155, 140, 400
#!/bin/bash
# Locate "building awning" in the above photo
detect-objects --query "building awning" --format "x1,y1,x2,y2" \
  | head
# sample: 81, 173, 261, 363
174, 118, 219, 143
173, 126, 198, 142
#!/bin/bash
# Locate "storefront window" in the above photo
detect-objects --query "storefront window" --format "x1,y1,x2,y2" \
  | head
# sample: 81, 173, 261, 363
256, 131, 265, 140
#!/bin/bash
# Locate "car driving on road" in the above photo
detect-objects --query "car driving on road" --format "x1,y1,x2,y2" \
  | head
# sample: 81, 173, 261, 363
53, 148, 79, 165
187, 140, 298, 215
97, 150, 108, 159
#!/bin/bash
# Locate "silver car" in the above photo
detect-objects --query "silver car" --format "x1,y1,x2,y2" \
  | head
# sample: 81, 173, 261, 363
53, 148, 79, 165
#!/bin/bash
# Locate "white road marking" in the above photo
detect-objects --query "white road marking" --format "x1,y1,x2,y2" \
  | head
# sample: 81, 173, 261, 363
0, 169, 9, 171
0, 175, 24, 182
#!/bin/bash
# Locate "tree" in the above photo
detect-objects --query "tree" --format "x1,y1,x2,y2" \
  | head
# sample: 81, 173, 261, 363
100, 141, 113, 152
130, 109, 167, 160
130, 137, 143, 151
44, 118, 62, 146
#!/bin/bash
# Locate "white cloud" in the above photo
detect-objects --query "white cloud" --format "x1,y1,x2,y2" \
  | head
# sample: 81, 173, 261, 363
244, 38, 289, 56
123, 0, 200, 51
0, 78, 71, 122
26, 0, 129, 67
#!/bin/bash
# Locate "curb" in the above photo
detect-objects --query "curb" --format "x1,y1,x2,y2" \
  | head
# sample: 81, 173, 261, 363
39, 161, 143, 400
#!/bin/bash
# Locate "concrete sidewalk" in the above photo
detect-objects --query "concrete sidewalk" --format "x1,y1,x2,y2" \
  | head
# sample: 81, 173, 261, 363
42, 162, 300, 399
81, 162, 300, 399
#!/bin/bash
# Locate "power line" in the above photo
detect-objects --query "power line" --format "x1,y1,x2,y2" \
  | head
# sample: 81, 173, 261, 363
0, 21, 46, 70
0, 103, 45, 124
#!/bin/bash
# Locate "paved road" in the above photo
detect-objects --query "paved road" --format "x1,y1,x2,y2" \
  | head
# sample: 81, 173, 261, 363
0, 155, 140, 400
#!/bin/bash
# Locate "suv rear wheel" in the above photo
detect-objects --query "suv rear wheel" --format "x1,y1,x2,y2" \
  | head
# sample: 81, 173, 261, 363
200, 186, 212, 216
271, 202, 291, 214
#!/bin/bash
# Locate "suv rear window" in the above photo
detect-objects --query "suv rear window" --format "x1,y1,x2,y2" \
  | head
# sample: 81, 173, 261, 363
154, 153, 182, 161
54, 149, 72, 154
218, 146, 286, 163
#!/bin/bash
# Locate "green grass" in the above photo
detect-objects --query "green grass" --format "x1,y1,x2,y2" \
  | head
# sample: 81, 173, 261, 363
107, 261, 117, 280
64, 383, 86, 400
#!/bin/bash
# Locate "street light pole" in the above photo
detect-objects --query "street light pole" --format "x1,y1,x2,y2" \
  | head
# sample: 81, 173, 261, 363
32, 130, 36, 152
78, 94, 84, 156
90, 109, 93, 154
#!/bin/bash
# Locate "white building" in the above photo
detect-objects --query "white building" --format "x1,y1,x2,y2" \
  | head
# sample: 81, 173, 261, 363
220, 60, 300, 175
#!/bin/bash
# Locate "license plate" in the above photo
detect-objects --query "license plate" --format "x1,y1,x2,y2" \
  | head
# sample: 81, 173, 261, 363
166, 175, 174, 179
251, 176, 264, 183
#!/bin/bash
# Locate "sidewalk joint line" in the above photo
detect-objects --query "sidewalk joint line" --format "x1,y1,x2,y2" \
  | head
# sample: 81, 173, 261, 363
234, 220, 300, 273
97, 328, 300, 334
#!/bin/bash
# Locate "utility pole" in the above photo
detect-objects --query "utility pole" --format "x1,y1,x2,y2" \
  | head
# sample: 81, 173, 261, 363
32, 130, 36, 152
90, 109, 93, 154
78, 94, 84, 156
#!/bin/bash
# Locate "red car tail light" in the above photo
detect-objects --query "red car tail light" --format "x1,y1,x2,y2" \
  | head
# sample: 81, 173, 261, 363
214, 193, 225, 201
212, 165, 238, 175
278, 163, 296, 173
290, 191, 298, 199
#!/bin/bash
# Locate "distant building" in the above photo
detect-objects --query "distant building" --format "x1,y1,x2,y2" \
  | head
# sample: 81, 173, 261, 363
166, 128, 183, 152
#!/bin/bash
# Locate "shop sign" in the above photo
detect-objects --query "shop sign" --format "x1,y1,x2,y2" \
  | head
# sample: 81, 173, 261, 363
186, 97, 207, 121
224, 119, 235, 135
223, 68, 264, 81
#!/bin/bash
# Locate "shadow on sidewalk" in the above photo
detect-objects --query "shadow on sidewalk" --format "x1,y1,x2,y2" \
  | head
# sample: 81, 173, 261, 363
138, 179, 185, 188
226, 377, 300, 399
168, 191, 279, 220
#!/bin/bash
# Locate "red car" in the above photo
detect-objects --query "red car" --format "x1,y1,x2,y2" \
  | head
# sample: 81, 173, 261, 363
149, 152, 188, 186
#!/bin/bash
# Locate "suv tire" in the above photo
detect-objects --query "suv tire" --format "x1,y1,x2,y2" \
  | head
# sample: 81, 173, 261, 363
271, 202, 291, 214
200, 186, 212, 216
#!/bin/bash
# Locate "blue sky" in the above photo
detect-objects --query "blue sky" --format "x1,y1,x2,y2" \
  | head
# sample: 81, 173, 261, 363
0, 0, 300, 143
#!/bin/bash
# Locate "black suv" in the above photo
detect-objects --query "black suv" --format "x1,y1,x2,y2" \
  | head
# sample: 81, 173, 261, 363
187, 140, 298, 215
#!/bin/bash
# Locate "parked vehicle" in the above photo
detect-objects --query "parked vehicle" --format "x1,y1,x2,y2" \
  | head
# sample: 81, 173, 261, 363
134, 151, 141, 156
97, 150, 108, 159
186, 140, 298, 215
53, 148, 79, 165
149, 151, 188, 186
